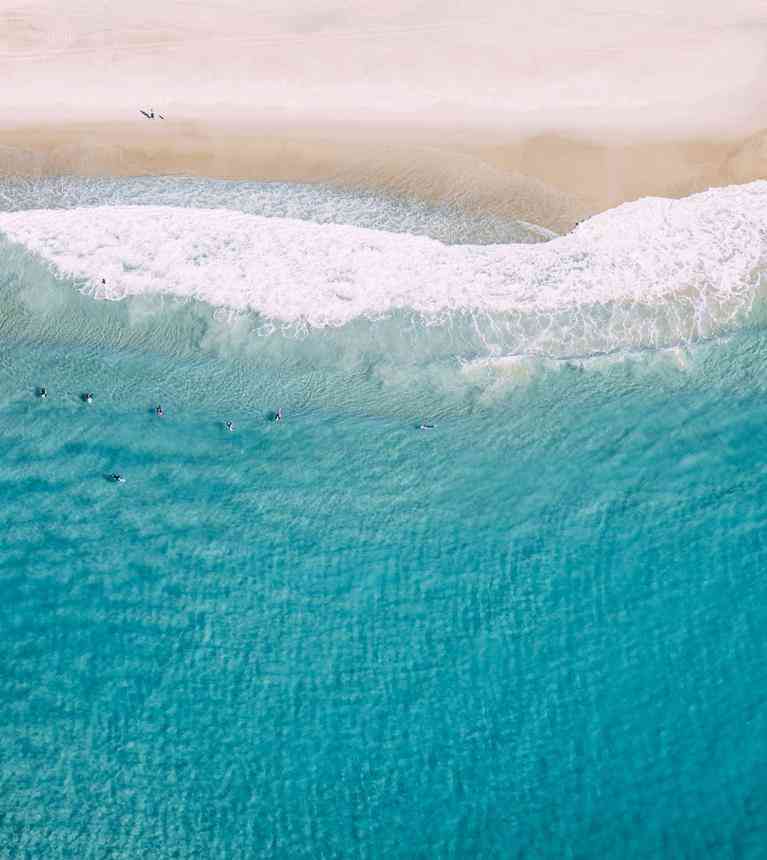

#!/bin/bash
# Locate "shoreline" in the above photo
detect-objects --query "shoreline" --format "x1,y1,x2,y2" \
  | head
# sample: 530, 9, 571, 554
1, 118, 766, 232
3, 0, 766, 231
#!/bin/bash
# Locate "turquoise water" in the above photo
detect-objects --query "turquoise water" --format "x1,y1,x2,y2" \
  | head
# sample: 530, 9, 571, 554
1, 178, 767, 858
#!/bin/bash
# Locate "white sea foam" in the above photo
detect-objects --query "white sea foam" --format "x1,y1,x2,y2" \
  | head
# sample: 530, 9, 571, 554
1, 181, 766, 356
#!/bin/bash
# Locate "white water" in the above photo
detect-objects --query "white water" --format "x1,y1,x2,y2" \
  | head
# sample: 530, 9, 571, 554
1, 181, 765, 355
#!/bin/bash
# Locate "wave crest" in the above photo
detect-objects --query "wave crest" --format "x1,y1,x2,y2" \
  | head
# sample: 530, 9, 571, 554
0, 181, 765, 358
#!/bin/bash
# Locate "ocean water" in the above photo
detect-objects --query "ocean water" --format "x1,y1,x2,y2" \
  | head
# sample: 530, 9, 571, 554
1, 176, 767, 859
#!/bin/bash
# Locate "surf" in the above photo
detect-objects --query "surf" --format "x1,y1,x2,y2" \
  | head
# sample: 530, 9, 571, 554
0, 181, 765, 362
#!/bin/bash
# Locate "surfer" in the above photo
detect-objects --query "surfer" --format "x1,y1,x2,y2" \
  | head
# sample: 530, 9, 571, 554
274, 408, 283, 423
225, 421, 235, 432
83, 392, 94, 404
419, 423, 435, 430
155, 405, 164, 417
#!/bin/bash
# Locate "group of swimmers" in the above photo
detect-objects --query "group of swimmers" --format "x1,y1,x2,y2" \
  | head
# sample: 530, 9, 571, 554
36, 387, 286, 484
37, 388, 432, 483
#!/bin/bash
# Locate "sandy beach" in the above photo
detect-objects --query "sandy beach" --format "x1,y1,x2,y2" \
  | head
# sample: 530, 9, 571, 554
2, 0, 766, 229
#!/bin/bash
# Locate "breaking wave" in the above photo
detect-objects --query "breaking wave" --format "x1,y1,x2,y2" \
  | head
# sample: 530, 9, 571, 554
0, 181, 765, 359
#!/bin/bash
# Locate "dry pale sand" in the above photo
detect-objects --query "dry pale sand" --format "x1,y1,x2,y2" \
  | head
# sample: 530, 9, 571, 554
1, 0, 767, 229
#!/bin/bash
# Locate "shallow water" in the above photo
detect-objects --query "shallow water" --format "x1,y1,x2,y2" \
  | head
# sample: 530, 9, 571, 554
1, 178, 766, 858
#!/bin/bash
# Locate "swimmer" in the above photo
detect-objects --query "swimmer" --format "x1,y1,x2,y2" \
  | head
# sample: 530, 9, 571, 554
155, 405, 164, 417
38, 387, 47, 399
274, 408, 283, 423
225, 421, 234, 432
83, 392, 94, 404
110, 473, 125, 483
419, 423, 435, 430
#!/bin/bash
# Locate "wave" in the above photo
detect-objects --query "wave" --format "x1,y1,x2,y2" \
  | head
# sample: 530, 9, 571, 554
0, 176, 554, 245
0, 181, 765, 358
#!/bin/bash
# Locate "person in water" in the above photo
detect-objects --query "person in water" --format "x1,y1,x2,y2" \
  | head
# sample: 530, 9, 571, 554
111, 473, 125, 483
38, 387, 47, 399
155, 405, 164, 417
225, 421, 234, 432
275, 408, 283, 422
83, 393, 94, 404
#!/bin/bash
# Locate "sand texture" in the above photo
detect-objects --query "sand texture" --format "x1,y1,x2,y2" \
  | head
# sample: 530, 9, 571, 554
1, 0, 766, 226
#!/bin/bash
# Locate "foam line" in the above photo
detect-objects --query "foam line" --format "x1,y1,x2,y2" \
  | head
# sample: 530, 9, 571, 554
0, 181, 765, 355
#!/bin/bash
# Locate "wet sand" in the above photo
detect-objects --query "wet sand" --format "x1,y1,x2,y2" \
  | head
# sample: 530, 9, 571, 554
1, 119, 765, 232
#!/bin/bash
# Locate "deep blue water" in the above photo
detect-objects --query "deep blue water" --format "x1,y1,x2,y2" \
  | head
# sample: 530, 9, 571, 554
1, 178, 766, 858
